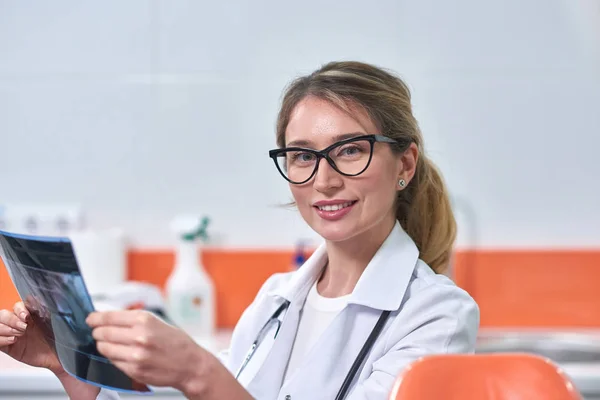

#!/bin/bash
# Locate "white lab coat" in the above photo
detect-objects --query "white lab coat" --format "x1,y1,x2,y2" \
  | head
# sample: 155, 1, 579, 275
98, 222, 479, 400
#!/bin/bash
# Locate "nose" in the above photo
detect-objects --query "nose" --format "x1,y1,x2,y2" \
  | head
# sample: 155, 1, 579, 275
312, 159, 343, 192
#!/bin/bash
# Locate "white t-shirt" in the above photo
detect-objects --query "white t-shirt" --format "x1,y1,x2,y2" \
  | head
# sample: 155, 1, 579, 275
283, 281, 350, 383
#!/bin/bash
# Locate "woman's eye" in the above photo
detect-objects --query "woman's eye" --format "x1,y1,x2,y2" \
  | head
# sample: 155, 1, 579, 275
291, 152, 316, 163
338, 145, 363, 157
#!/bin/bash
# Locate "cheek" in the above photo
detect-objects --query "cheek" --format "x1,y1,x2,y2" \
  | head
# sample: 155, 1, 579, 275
360, 169, 397, 208
291, 187, 316, 221
290, 185, 309, 208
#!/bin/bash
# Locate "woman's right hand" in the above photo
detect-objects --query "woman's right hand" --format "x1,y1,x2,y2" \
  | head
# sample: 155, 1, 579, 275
0, 301, 63, 375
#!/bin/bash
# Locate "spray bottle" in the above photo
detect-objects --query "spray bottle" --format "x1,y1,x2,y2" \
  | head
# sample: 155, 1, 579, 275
165, 216, 215, 340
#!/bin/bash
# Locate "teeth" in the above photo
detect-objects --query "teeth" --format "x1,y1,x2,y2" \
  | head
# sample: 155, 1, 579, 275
318, 202, 354, 211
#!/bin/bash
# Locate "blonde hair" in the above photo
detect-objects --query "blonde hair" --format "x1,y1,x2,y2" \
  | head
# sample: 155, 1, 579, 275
275, 61, 456, 273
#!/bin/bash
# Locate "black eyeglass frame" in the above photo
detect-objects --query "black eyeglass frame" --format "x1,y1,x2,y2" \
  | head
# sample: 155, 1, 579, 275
268, 134, 410, 184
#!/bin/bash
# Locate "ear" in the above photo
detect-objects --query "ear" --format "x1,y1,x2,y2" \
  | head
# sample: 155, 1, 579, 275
397, 143, 418, 188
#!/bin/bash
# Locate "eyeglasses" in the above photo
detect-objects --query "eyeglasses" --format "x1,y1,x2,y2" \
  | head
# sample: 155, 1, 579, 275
268, 134, 408, 184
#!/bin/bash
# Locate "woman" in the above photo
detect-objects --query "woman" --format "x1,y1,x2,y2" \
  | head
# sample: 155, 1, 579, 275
0, 61, 479, 399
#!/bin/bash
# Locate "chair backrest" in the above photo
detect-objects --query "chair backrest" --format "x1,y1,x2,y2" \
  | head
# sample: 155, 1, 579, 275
389, 353, 582, 400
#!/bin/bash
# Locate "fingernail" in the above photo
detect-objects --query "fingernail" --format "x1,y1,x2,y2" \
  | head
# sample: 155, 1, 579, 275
7, 336, 15, 343
17, 322, 27, 330
19, 312, 27, 321
11, 328, 22, 335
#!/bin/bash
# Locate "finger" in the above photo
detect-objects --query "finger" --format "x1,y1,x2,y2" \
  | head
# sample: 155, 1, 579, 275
92, 326, 147, 346
0, 324, 26, 337
13, 302, 29, 322
0, 310, 27, 331
96, 341, 143, 363
0, 336, 17, 347
87, 311, 140, 328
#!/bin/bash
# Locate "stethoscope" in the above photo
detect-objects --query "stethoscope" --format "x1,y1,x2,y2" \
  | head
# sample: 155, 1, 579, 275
235, 300, 391, 400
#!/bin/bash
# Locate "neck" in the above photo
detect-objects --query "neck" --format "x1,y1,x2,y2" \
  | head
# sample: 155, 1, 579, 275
317, 217, 397, 298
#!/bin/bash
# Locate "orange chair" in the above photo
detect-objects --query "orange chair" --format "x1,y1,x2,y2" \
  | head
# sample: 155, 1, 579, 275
389, 353, 582, 400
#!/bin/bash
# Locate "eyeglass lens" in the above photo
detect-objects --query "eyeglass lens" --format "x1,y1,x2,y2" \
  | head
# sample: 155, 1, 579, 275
275, 139, 372, 183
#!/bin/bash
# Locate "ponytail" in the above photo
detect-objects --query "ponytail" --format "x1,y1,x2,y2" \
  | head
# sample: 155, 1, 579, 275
396, 157, 457, 273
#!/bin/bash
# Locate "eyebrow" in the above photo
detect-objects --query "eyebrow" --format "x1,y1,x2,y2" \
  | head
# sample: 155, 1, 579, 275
286, 132, 366, 148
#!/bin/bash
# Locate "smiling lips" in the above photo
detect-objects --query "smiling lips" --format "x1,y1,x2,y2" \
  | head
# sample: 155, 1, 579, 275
313, 200, 357, 221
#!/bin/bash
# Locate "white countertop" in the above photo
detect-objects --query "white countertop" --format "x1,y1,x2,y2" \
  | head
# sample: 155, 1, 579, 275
474, 328, 600, 396
3, 329, 600, 396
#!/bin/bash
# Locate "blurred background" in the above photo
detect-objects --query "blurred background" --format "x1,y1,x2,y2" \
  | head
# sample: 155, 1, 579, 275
0, 0, 599, 398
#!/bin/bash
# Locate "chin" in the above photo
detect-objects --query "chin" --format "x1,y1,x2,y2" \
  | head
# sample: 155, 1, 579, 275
310, 220, 361, 243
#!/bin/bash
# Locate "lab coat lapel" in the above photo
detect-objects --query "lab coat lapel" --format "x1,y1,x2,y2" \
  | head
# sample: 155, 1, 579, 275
244, 247, 327, 398
280, 305, 385, 399
245, 295, 304, 399
235, 301, 286, 388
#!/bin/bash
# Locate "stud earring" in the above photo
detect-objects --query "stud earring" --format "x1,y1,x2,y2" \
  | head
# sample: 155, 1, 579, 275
398, 179, 406, 188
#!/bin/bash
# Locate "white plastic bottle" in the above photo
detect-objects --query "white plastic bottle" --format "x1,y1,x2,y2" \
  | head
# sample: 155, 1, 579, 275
165, 216, 215, 342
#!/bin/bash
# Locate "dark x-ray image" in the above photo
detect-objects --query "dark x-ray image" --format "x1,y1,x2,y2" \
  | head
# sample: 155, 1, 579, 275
0, 230, 152, 394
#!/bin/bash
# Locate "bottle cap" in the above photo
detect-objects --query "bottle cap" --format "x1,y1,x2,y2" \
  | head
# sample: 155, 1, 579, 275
172, 216, 210, 242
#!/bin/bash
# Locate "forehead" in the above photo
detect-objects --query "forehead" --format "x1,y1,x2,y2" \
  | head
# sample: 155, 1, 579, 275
285, 96, 378, 147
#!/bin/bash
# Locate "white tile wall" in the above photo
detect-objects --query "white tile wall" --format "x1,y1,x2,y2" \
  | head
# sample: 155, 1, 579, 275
0, 0, 598, 248
0, 1, 154, 75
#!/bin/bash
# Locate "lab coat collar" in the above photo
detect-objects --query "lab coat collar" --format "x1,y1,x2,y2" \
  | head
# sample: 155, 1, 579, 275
267, 241, 329, 304
349, 222, 419, 310
268, 221, 419, 312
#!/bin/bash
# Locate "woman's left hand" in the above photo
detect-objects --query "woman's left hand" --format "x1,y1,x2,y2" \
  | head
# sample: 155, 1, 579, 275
86, 310, 209, 395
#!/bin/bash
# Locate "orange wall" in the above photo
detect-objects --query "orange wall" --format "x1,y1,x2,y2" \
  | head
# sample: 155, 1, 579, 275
453, 250, 600, 328
2, 249, 600, 329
